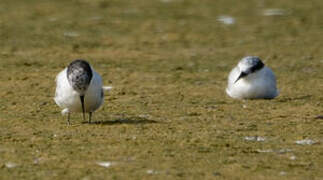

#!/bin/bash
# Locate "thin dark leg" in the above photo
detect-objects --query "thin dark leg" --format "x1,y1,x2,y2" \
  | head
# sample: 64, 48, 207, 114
80, 95, 86, 121
67, 112, 71, 125
89, 112, 92, 124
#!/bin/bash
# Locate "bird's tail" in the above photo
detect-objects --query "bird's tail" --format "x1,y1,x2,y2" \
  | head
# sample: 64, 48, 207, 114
103, 86, 113, 91
61, 108, 69, 115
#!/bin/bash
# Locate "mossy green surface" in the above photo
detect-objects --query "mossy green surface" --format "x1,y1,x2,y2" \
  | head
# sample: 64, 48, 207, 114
0, 0, 322, 179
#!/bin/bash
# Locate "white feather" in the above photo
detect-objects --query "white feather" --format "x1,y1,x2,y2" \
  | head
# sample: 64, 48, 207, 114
226, 58, 279, 99
54, 66, 104, 113
102, 86, 113, 91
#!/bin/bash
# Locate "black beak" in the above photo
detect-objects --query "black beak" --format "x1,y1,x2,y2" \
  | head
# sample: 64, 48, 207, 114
80, 95, 85, 121
234, 72, 247, 83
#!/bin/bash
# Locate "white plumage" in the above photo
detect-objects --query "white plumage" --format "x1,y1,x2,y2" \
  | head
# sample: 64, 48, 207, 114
226, 56, 279, 99
54, 60, 107, 124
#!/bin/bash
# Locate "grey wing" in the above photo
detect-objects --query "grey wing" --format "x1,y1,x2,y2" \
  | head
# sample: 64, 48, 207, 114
263, 67, 279, 97
264, 67, 277, 85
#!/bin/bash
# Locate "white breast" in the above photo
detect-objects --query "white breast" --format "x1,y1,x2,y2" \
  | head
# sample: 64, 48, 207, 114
54, 68, 104, 113
226, 67, 279, 99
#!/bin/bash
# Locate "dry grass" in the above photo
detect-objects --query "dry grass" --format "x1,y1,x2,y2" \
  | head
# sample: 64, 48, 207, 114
0, 0, 322, 179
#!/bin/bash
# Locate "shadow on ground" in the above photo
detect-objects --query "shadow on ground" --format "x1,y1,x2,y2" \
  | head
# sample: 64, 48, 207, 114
277, 95, 312, 102
82, 116, 159, 125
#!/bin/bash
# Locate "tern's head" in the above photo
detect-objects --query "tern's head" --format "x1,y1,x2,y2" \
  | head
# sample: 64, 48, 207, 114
67, 59, 93, 94
235, 56, 264, 83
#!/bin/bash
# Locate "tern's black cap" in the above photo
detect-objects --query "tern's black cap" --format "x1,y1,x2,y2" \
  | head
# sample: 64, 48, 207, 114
67, 59, 93, 93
